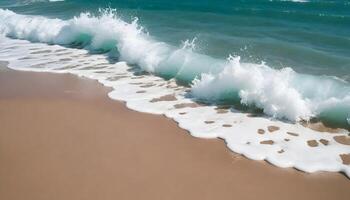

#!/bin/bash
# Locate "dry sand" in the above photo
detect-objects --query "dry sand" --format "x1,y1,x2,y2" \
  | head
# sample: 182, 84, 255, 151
0, 69, 349, 200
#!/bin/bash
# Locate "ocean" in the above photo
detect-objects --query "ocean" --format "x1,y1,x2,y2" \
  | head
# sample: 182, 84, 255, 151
0, 0, 349, 176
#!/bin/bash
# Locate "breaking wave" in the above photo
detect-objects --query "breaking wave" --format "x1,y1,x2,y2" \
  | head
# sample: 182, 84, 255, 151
0, 8, 349, 128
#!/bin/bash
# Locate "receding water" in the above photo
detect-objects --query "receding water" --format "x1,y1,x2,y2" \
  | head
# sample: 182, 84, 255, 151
0, 0, 350, 176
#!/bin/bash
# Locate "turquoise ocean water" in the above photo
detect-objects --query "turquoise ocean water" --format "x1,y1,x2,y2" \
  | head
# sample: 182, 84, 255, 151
0, 0, 349, 128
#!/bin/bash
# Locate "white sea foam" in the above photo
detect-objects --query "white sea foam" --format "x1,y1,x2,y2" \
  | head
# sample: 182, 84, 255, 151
0, 9, 350, 177
1, 8, 348, 126
191, 56, 350, 125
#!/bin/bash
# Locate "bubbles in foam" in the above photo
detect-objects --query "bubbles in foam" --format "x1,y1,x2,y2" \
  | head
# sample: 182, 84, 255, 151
1, 7, 350, 176
191, 55, 350, 127
1, 35, 350, 178
0, 8, 349, 127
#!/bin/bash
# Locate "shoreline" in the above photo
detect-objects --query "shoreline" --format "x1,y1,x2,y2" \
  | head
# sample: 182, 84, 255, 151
0, 68, 349, 199
1, 35, 349, 177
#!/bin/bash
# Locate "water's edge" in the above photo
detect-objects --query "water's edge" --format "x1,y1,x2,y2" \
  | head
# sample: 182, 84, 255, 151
0, 37, 349, 178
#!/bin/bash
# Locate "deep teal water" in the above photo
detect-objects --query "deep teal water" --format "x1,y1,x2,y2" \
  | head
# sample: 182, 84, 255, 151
0, 0, 349, 128
1, 0, 349, 80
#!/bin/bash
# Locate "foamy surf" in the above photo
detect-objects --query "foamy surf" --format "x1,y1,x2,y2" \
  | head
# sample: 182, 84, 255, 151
1, 9, 349, 127
0, 9, 350, 177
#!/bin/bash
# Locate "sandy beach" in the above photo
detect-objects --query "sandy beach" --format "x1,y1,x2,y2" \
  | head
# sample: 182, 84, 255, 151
0, 67, 349, 200
1, 1, 350, 198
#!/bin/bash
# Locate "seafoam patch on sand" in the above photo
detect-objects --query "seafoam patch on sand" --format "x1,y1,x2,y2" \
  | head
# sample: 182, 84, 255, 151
0, 37, 349, 177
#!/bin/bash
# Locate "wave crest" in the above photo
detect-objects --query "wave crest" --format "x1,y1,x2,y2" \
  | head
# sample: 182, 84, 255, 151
191, 56, 350, 127
0, 8, 349, 128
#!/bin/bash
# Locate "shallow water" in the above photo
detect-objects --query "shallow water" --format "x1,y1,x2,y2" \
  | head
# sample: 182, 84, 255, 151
0, 0, 349, 176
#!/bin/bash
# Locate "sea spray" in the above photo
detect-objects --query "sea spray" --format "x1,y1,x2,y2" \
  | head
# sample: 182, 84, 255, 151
191, 56, 350, 128
1, 23, 350, 178
0, 8, 349, 128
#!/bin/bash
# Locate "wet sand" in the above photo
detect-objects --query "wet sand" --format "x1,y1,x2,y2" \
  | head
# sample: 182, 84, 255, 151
0, 69, 349, 200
